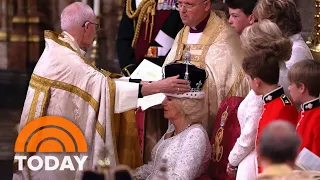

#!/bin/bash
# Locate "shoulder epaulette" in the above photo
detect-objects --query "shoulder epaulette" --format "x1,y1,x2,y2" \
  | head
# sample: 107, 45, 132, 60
281, 95, 292, 106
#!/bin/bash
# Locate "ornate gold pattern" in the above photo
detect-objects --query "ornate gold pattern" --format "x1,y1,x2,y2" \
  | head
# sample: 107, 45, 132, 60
213, 127, 224, 162
39, 86, 50, 117
31, 74, 99, 112
198, 20, 224, 68
44, 31, 101, 72
0, 31, 7, 41
45, 31, 75, 53
226, 70, 245, 98
114, 110, 143, 168
30, 74, 106, 141
12, 16, 40, 23
96, 122, 105, 143
188, 44, 206, 50
10, 34, 41, 42
173, 12, 222, 68
27, 89, 40, 124
212, 105, 229, 162
107, 76, 119, 164
220, 106, 228, 127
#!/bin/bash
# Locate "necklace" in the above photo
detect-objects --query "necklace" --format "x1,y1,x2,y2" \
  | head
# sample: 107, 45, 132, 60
173, 124, 191, 136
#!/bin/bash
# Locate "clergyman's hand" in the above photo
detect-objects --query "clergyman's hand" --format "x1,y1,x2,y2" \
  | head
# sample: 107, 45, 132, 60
156, 75, 190, 94
140, 75, 190, 96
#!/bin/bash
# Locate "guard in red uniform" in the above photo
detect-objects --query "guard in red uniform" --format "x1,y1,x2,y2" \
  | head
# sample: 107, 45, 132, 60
256, 87, 298, 173
288, 60, 320, 157
256, 87, 298, 147
296, 98, 320, 157
241, 49, 299, 174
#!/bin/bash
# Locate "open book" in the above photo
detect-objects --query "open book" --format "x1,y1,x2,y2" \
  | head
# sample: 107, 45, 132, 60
295, 148, 320, 171
130, 60, 165, 111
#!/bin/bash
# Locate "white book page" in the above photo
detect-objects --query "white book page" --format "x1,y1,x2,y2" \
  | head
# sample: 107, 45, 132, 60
130, 59, 163, 81
295, 148, 320, 171
131, 59, 165, 110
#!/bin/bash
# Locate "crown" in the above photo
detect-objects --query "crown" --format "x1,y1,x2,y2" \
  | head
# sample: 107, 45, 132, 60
162, 47, 207, 99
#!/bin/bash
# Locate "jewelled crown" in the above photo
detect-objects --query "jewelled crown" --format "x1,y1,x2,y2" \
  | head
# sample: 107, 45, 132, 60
162, 47, 207, 99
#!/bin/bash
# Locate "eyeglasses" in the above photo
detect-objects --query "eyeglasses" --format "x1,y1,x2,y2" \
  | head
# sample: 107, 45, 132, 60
82, 21, 100, 30
175, 0, 208, 9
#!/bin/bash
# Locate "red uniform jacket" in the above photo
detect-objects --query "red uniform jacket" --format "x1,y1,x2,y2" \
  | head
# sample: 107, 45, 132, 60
296, 98, 320, 157
256, 87, 298, 172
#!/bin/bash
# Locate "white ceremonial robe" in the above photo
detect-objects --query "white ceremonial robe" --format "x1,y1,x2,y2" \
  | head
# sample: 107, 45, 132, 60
13, 31, 140, 180
133, 124, 211, 180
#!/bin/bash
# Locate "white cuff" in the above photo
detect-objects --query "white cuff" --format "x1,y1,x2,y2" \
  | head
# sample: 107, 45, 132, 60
114, 81, 139, 113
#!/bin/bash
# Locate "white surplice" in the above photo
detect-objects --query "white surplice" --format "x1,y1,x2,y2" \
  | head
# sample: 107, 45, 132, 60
13, 31, 140, 180
133, 124, 211, 180
228, 90, 264, 180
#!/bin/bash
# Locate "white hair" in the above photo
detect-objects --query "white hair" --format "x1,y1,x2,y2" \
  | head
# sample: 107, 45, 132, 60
60, 2, 95, 31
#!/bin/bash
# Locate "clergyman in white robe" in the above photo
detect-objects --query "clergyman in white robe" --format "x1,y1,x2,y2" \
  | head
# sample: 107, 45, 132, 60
13, 30, 141, 180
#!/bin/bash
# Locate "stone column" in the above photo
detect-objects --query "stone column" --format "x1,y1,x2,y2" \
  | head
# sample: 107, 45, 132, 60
8, 0, 45, 72
0, 0, 8, 30
8, 0, 28, 72
95, 0, 122, 73
26, 0, 45, 69
0, 0, 8, 69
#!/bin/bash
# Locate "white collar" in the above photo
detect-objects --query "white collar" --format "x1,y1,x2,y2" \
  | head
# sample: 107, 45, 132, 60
60, 31, 86, 57
290, 33, 303, 42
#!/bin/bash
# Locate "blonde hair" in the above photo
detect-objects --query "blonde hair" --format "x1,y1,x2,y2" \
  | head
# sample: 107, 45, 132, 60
241, 19, 292, 62
288, 60, 320, 97
172, 98, 206, 124
253, 0, 302, 37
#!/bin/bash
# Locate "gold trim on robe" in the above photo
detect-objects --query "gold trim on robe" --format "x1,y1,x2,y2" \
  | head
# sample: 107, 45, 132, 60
27, 89, 40, 124
29, 74, 105, 141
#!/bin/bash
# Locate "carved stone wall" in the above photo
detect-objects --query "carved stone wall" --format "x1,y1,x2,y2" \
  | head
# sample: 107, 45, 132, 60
95, 0, 123, 73
0, 0, 8, 69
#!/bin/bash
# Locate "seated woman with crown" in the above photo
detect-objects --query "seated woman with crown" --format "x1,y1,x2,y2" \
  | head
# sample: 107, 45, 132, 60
133, 62, 212, 180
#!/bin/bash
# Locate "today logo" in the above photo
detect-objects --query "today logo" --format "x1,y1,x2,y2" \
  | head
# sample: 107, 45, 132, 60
14, 116, 88, 171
